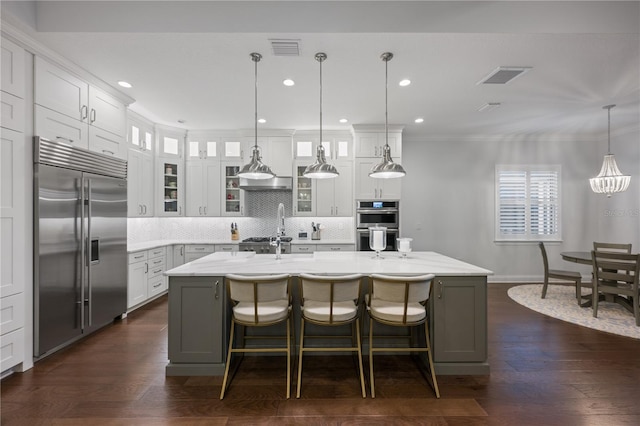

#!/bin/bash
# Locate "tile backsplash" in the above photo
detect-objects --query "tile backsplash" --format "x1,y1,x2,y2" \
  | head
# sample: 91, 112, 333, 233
128, 192, 354, 245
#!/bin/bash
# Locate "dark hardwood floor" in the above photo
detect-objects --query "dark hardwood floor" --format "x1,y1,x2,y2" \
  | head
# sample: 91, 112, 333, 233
3, 283, 640, 425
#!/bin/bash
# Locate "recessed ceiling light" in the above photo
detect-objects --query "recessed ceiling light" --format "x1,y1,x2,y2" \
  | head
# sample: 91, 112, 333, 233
258, 118, 267, 124
414, 118, 424, 123
117, 81, 132, 88
399, 79, 411, 87
478, 102, 502, 112
283, 79, 295, 86
339, 118, 348, 123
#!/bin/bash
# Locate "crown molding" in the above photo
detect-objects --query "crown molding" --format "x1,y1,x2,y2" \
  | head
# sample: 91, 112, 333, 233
1, 16, 135, 107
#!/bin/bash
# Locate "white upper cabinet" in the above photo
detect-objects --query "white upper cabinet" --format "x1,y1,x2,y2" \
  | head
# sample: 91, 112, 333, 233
34, 57, 128, 159
353, 125, 402, 158
88, 86, 126, 137
35, 57, 89, 121
127, 148, 154, 217
186, 132, 221, 217
186, 162, 220, 217
128, 112, 154, 152
354, 158, 402, 200
222, 139, 251, 161
157, 127, 185, 158
294, 131, 352, 160
1, 38, 25, 99
315, 161, 353, 216
187, 135, 219, 161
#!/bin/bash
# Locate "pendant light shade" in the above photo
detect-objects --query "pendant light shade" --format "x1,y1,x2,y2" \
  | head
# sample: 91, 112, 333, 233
304, 52, 339, 179
369, 52, 406, 179
237, 52, 275, 180
589, 104, 630, 197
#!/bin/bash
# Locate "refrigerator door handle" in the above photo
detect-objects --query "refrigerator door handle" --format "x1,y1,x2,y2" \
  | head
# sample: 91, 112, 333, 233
80, 178, 86, 329
87, 179, 93, 327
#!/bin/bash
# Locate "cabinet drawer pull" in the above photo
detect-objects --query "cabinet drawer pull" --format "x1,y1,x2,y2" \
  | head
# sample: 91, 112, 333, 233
153, 260, 162, 265
221, 247, 232, 251
134, 254, 144, 259
153, 268, 162, 274
102, 149, 115, 155
153, 282, 162, 288
56, 136, 74, 144
195, 247, 204, 251
299, 247, 309, 251
330, 247, 340, 251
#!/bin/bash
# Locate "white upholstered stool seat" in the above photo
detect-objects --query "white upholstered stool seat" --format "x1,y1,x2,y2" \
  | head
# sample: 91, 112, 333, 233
296, 273, 366, 398
220, 273, 293, 400
367, 273, 440, 399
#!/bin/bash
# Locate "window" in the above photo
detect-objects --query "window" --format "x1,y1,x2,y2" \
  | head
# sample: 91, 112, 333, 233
495, 165, 561, 241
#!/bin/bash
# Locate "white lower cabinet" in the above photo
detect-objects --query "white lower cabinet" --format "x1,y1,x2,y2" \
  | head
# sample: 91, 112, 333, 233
291, 244, 355, 253
184, 244, 215, 263
127, 247, 167, 309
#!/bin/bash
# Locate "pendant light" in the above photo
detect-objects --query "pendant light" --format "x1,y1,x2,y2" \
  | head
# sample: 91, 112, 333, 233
303, 53, 339, 179
237, 52, 275, 180
369, 52, 406, 179
589, 104, 630, 197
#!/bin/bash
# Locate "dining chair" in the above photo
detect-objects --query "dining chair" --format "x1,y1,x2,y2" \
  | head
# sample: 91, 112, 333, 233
593, 242, 632, 253
367, 273, 439, 399
220, 273, 293, 399
591, 251, 640, 326
296, 273, 366, 398
539, 242, 583, 302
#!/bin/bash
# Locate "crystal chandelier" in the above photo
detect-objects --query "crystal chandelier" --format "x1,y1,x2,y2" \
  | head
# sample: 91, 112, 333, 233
304, 52, 339, 179
589, 104, 630, 197
237, 52, 275, 180
369, 52, 406, 179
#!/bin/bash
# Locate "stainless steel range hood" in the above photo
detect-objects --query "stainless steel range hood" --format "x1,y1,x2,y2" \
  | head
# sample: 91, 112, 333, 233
239, 176, 292, 191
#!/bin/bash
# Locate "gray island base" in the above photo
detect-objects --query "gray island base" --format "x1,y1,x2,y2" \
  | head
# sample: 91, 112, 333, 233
165, 251, 493, 377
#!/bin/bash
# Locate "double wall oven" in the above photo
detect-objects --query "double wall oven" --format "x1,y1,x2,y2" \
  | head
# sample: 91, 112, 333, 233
356, 200, 399, 251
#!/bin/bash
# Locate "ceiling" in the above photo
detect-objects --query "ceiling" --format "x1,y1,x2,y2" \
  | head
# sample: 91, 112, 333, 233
3, 1, 639, 140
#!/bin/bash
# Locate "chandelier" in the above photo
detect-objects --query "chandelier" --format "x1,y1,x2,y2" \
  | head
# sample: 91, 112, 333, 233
589, 104, 630, 197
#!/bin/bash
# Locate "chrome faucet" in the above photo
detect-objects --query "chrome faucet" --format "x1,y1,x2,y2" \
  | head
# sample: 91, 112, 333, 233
271, 203, 286, 259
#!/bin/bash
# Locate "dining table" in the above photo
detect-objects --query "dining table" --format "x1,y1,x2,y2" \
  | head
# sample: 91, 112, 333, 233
560, 251, 592, 265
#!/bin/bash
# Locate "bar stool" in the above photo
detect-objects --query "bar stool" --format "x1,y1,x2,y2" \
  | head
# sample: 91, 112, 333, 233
296, 273, 366, 398
220, 273, 293, 399
367, 273, 440, 398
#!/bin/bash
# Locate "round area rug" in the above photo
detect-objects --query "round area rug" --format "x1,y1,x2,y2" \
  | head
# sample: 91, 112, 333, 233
507, 284, 640, 340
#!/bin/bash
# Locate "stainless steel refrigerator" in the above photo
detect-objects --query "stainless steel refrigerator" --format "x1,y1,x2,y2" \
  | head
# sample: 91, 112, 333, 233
34, 137, 128, 358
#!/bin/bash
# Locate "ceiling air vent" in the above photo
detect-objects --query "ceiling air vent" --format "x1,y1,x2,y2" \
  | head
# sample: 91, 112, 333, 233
477, 67, 532, 85
270, 39, 300, 56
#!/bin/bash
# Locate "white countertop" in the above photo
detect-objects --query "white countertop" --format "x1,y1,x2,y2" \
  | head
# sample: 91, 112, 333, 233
128, 240, 239, 252
165, 251, 493, 277
128, 239, 355, 253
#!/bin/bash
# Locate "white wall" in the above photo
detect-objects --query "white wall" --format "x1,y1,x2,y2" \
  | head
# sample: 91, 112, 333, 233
402, 130, 640, 282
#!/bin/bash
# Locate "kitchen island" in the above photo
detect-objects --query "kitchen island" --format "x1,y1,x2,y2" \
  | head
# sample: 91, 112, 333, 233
165, 251, 493, 376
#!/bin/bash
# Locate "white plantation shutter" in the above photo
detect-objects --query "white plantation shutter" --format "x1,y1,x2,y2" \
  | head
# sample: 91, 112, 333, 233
496, 166, 561, 241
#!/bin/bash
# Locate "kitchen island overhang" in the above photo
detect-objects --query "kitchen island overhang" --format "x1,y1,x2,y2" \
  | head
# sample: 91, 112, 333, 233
165, 251, 493, 376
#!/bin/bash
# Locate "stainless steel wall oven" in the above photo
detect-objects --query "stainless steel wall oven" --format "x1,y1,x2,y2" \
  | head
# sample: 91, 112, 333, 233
356, 200, 399, 251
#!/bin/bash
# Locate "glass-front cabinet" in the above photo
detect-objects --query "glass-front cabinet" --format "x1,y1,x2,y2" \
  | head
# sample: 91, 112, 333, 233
221, 163, 245, 216
293, 162, 315, 216
158, 159, 184, 216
